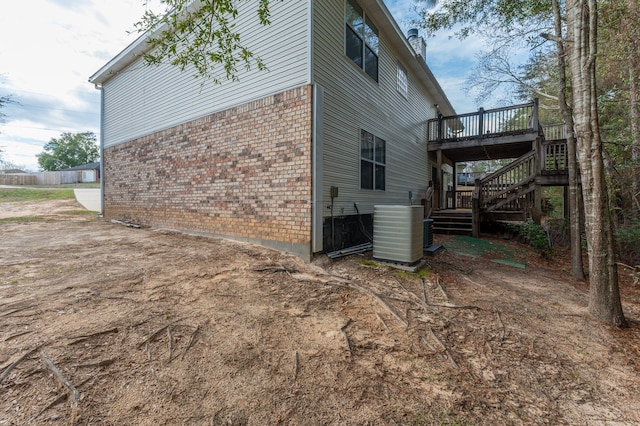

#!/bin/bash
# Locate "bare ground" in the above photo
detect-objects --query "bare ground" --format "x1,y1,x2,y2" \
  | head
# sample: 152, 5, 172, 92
1, 198, 640, 425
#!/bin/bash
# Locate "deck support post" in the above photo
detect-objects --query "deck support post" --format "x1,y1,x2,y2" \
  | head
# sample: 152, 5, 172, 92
451, 161, 457, 210
532, 136, 544, 224
533, 186, 542, 224
472, 178, 481, 238
436, 150, 443, 210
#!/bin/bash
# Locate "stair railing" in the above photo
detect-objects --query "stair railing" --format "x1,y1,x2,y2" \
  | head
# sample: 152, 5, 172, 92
478, 150, 537, 211
542, 140, 568, 172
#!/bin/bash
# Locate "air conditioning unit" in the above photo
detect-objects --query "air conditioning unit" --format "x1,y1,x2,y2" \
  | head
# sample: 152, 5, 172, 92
423, 219, 434, 249
373, 205, 424, 264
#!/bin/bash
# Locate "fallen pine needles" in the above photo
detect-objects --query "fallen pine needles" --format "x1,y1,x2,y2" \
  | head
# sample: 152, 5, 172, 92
40, 350, 80, 405
0, 346, 41, 385
68, 327, 119, 345
181, 325, 200, 359
293, 351, 299, 381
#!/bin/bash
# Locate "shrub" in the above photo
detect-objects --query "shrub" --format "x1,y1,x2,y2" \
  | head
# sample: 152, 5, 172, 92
615, 220, 640, 266
509, 218, 551, 257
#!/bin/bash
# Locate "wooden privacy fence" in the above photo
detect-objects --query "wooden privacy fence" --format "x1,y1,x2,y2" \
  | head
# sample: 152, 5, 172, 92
0, 174, 37, 185
34, 171, 83, 185
0, 171, 93, 185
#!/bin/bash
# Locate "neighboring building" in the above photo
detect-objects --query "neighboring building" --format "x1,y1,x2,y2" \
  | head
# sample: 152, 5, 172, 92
88, 0, 456, 259
59, 162, 101, 183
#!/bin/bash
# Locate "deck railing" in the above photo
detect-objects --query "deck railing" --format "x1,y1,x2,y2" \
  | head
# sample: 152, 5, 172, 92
427, 100, 539, 142
543, 140, 568, 171
446, 190, 474, 209
479, 150, 537, 211
541, 123, 566, 141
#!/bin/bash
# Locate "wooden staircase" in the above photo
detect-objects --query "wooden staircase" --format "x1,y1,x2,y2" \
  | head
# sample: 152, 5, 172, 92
479, 150, 537, 214
431, 210, 473, 234
427, 99, 570, 237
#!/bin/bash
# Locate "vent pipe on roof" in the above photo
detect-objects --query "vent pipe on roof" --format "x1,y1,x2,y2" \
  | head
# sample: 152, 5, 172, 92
407, 28, 419, 41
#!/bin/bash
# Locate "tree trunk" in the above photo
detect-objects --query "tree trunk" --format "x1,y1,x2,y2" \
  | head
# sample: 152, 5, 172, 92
552, 0, 585, 280
565, 0, 626, 326
629, 53, 640, 216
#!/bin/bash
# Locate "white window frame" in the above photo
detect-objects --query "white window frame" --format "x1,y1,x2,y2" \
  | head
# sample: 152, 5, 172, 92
345, 0, 379, 82
360, 129, 386, 191
397, 61, 408, 99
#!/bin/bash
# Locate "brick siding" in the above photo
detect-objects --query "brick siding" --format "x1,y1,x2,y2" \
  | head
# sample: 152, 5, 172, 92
103, 85, 313, 256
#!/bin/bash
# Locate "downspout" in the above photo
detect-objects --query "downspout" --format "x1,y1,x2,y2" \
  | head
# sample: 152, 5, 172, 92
96, 84, 105, 215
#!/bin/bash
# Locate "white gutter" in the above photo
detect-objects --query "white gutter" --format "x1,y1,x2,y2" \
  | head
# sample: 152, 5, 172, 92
97, 84, 105, 215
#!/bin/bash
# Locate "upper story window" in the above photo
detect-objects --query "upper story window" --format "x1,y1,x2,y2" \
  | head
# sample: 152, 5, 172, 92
360, 130, 386, 190
345, 0, 379, 82
397, 62, 408, 98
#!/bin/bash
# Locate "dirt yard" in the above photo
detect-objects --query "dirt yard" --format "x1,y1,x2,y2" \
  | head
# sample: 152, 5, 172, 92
1, 197, 640, 425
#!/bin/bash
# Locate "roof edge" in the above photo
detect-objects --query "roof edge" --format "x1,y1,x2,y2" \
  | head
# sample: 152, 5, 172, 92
366, 0, 456, 117
88, 30, 156, 86
88, 0, 203, 85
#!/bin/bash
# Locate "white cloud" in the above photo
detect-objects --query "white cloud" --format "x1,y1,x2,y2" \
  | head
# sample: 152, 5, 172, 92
0, 0, 151, 172
384, 0, 485, 113
0, 0, 495, 171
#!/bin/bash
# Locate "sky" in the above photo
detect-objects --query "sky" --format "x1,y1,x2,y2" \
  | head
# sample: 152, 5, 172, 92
0, 0, 486, 172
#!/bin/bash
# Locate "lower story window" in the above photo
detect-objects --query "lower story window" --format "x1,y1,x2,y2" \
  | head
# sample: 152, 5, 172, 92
360, 130, 385, 190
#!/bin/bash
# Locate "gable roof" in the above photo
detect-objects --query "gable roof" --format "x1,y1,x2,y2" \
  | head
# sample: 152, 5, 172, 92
89, 0, 455, 117
362, 0, 455, 116
88, 1, 195, 86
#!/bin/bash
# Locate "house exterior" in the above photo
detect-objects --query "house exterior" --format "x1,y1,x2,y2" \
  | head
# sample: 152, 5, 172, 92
88, 0, 455, 259
59, 162, 101, 182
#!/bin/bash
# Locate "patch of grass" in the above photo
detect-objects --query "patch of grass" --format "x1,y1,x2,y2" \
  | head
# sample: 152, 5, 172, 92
357, 259, 379, 267
0, 216, 46, 224
395, 270, 415, 280
395, 266, 430, 280
60, 182, 100, 188
65, 209, 99, 215
0, 188, 75, 202
415, 266, 430, 278
441, 416, 470, 426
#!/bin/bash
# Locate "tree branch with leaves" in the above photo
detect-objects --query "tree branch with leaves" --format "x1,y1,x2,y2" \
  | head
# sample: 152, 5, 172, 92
37, 132, 100, 172
134, 0, 277, 83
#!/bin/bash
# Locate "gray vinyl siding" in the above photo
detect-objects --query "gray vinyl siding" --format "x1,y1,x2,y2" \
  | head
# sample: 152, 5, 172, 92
312, 0, 437, 218
102, 0, 310, 148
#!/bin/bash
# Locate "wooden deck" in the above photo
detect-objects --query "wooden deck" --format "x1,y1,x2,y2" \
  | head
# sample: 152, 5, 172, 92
427, 99, 567, 163
427, 99, 570, 236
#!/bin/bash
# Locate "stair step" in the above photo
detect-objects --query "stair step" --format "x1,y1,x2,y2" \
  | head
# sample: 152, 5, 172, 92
432, 211, 472, 215
433, 227, 473, 234
433, 226, 472, 231
431, 209, 473, 235
431, 216, 473, 222
433, 221, 472, 227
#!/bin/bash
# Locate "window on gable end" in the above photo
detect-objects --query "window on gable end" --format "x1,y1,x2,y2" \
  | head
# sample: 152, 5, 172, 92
397, 62, 408, 98
345, 0, 379, 82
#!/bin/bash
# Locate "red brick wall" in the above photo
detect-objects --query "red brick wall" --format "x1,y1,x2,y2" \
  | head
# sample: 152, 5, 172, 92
103, 85, 313, 256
